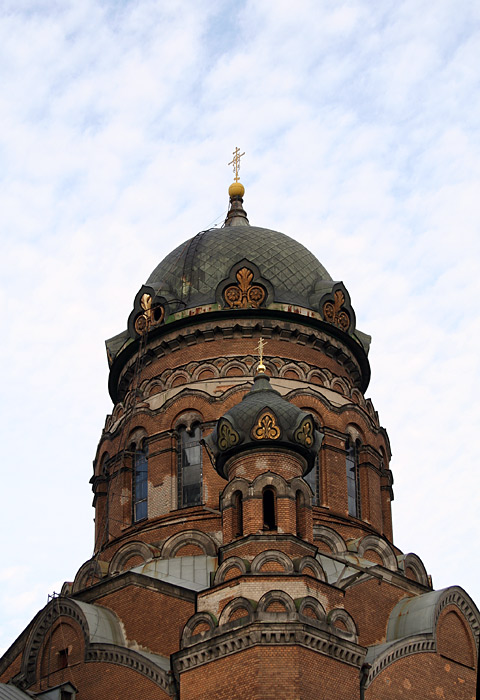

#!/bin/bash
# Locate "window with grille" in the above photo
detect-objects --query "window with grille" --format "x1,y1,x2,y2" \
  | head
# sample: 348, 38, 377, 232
133, 444, 148, 522
178, 424, 203, 507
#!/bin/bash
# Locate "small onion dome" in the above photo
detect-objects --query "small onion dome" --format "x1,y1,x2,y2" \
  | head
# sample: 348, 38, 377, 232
205, 373, 323, 479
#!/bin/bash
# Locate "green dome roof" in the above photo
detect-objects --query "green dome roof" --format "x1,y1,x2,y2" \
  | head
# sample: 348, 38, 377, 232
145, 225, 332, 312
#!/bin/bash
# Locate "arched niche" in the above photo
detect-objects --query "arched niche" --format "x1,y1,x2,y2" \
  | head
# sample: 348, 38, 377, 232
218, 597, 255, 626
313, 525, 346, 554
257, 590, 296, 614
161, 530, 217, 558
109, 541, 158, 575
356, 534, 397, 571
251, 550, 294, 575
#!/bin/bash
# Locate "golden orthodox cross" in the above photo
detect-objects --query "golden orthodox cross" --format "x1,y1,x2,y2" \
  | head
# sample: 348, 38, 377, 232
228, 147, 245, 182
256, 337, 267, 372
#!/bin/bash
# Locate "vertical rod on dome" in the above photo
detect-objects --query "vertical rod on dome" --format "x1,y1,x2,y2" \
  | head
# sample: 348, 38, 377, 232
225, 146, 249, 227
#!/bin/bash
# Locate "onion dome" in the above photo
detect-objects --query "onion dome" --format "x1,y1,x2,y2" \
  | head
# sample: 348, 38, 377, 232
205, 372, 324, 479
105, 181, 372, 398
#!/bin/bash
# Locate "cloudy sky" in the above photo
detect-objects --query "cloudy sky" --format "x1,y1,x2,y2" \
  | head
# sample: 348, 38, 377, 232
1, 0, 479, 654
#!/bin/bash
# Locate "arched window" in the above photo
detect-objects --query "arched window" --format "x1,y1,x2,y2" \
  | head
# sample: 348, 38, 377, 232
133, 443, 148, 522
262, 488, 276, 531
346, 437, 361, 518
178, 424, 203, 507
233, 490, 243, 538
296, 490, 306, 538
304, 454, 320, 505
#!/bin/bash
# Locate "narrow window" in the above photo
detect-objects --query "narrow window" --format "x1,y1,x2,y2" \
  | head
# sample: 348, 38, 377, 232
262, 488, 276, 531
133, 443, 148, 522
305, 454, 320, 505
233, 490, 243, 537
296, 490, 305, 538
57, 647, 70, 670
178, 424, 203, 507
346, 438, 361, 518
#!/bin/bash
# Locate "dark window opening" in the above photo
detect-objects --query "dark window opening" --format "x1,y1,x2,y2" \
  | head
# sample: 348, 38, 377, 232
58, 647, 69, 670
178, 424, 203, 507
233, 490, 243, 537
296, 490, 305, 538
263, 488, 276, 531
133, 443, 148, 522
346, 438, 361, 518
61, 691, 74, 700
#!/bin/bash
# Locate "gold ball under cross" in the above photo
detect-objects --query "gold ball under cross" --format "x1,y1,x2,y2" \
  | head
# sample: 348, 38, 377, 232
228, 181, 245, 197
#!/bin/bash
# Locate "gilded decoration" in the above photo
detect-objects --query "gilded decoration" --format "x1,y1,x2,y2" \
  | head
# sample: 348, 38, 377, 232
252, 410, 281, 441
217, 419, 240, 451
323, 290, 350, 332
294, 417, 314, 448
224, 267, 266, 309
134, 293, 165, 335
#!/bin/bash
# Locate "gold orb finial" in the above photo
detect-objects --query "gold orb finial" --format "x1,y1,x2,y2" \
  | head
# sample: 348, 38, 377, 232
228, 181, 245, 197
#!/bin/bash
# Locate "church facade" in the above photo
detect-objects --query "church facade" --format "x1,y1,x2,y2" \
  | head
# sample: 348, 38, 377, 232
1, 178, 478, 699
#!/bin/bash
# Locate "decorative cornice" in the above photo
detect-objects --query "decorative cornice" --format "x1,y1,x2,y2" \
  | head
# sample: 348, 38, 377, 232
172, 620, 365, 676
86, 644, 175, 695
364, 634, 436, 688
73, 570, 196, 604
109, 313, 370, 403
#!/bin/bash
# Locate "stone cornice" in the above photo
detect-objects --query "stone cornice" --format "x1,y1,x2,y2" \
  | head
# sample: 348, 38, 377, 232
86, 644, 176, 696
172, 619, 366, 677
364, 634, 436, 688
109, 314, 370, 403
73, 570, 196, 604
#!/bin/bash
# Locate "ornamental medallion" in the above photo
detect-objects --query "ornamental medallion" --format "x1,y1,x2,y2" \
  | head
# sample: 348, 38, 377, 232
323, 290, 350, 332
294, 417, 314, 448
224, 267, 266, 309
252, 409, 281, 440
217, 419, 240, 451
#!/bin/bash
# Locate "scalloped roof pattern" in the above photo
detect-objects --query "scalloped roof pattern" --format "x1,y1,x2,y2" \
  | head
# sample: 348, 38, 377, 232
146, 226, 332, 309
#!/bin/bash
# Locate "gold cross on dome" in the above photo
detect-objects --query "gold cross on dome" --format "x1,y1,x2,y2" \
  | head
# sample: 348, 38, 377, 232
256, 337, 267, 372
228, 146, 245, 182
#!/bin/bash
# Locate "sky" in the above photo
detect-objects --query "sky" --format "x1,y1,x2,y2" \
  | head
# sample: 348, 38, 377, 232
1, 0, 480, 655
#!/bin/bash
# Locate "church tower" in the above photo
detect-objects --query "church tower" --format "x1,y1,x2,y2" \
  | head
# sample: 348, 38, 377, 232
1, 158, 478, 699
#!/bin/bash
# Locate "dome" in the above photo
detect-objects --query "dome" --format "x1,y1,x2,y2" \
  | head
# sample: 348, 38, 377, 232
145, 225, 332, 312
205, 372, 324, 479
106, 191, 371, 397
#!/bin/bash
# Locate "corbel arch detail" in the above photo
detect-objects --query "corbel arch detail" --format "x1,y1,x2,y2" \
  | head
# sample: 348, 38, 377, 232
109, 541, 159, 575
213, 557, 249, 585
72, 558, 108, 593
279, 363, 306, 381
257, 590, 296, 614
161, 530, 217, 558
327, 608, 358, 641
295, 556, 326, 581
218, 597, 255, 626
298, 596, 326, 620
181, 612, 217, 647
357, 534, 397, 571
313, 525, 346, 554
251, 550, 294, 575
403, 553, 429, 586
